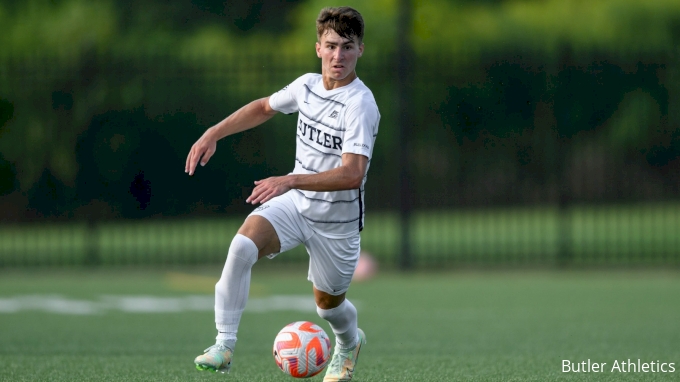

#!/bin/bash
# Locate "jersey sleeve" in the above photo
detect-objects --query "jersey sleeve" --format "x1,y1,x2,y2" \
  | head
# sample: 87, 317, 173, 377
268, 74, 310, 115
342, 99, 380, 159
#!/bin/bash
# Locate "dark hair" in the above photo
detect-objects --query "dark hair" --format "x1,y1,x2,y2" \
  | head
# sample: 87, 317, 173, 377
316, 7, 364, 43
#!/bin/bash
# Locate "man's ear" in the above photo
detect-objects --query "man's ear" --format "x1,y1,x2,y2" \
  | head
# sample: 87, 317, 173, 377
316, 42, 322, 58
358, 43, 364, 57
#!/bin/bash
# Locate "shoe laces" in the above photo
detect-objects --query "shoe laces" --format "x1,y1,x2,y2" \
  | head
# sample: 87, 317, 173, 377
204, 343, 231, 354
328, 347, 351, 372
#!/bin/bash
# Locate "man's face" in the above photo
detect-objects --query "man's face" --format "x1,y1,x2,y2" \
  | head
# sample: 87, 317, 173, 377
316, 29, 364, 85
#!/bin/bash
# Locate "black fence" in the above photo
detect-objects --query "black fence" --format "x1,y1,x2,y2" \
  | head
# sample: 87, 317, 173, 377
0, 50, 679, 268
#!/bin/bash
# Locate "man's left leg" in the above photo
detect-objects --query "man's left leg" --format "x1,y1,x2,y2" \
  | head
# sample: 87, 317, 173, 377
315, 288, 366, 382
314, 290, 358, 349
307, 234, 365, 382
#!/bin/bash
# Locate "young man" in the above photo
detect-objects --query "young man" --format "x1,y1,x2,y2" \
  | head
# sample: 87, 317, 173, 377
184, 6, 379, 382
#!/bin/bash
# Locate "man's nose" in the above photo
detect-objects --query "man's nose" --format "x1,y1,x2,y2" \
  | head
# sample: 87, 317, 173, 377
333, 48, 343, 61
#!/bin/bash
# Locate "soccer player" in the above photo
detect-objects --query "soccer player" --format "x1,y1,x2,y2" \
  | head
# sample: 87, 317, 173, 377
185, 7, 379, 381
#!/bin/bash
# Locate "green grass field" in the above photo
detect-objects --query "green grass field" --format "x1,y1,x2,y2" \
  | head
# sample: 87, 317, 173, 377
1, 268, 679, 381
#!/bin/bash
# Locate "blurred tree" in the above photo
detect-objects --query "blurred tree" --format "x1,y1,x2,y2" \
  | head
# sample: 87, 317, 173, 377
1, 0, 680, 220
0, 153, 15, 196
192, 0, 303, 33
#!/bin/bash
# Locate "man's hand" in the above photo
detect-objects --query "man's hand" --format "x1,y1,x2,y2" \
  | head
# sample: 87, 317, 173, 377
245, 153, 367, 204
185, 129, 217, 176
246, 176, 294, 205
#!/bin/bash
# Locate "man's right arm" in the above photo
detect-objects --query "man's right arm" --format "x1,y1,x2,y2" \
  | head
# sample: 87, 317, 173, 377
185, 97, 277, 176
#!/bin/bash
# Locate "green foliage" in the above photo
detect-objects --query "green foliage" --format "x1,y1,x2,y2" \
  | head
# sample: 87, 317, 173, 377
413, 0, 680, 61
0, 1, 117, 57
607, 89, 662, 152
0, 0, 679, 219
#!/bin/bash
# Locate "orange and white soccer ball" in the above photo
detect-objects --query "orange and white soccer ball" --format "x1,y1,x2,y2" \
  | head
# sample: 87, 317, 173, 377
273, 321, 332, 378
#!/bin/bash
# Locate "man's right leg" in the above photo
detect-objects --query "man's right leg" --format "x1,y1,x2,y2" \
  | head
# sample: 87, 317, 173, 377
215, 216, 281, 344
194, 215, 280, 373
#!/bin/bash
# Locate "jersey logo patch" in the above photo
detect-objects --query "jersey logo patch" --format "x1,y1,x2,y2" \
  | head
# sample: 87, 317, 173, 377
329, 110, 339, 119
254, 205, 270, 212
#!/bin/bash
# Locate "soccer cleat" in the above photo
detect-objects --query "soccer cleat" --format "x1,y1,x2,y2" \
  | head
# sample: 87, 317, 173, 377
323, 328, 366, 382
194, 342, 233, 373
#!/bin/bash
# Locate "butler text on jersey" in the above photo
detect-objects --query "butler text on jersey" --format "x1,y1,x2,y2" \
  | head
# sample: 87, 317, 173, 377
298, 120, 343, 151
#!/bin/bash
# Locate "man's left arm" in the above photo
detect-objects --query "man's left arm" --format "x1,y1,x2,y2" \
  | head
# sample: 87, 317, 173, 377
246, 153, 367, 205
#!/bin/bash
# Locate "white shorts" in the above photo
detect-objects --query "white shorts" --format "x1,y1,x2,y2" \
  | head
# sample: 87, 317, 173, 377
248, 191, 360, 296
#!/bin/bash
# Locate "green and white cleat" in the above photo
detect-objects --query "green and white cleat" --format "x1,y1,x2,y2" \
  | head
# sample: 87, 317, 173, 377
323, 329, 366, 382
194, 342, 233, 373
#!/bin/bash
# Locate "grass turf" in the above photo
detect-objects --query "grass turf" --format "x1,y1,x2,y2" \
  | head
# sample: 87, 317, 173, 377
0, 268, 679, 381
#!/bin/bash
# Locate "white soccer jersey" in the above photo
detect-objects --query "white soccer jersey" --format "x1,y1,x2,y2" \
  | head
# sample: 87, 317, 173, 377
269, 73, 380, 239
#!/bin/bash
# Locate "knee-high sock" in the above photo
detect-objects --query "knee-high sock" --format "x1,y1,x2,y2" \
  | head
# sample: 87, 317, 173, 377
215, 234, 258, 345
317, 299, 358, 350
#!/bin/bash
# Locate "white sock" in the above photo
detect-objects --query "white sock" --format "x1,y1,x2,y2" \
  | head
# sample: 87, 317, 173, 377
215, 234, 258, 348
317, 299, 358, 350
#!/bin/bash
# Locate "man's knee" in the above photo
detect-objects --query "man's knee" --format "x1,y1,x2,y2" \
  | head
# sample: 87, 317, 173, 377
227, 234, 259, 263
238, 215, 280, 259
314, 287, 345, 310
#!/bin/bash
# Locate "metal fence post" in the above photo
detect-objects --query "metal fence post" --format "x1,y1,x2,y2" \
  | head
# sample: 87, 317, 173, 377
556, 47, 574, 267
397, 0, 414, 270
84, 215, 100, 266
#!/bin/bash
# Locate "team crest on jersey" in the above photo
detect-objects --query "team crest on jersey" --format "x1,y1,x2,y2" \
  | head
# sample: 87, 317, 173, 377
329, 110, 339, 119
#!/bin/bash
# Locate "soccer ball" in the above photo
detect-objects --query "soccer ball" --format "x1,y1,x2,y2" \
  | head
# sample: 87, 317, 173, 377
273, 321, 332, 378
